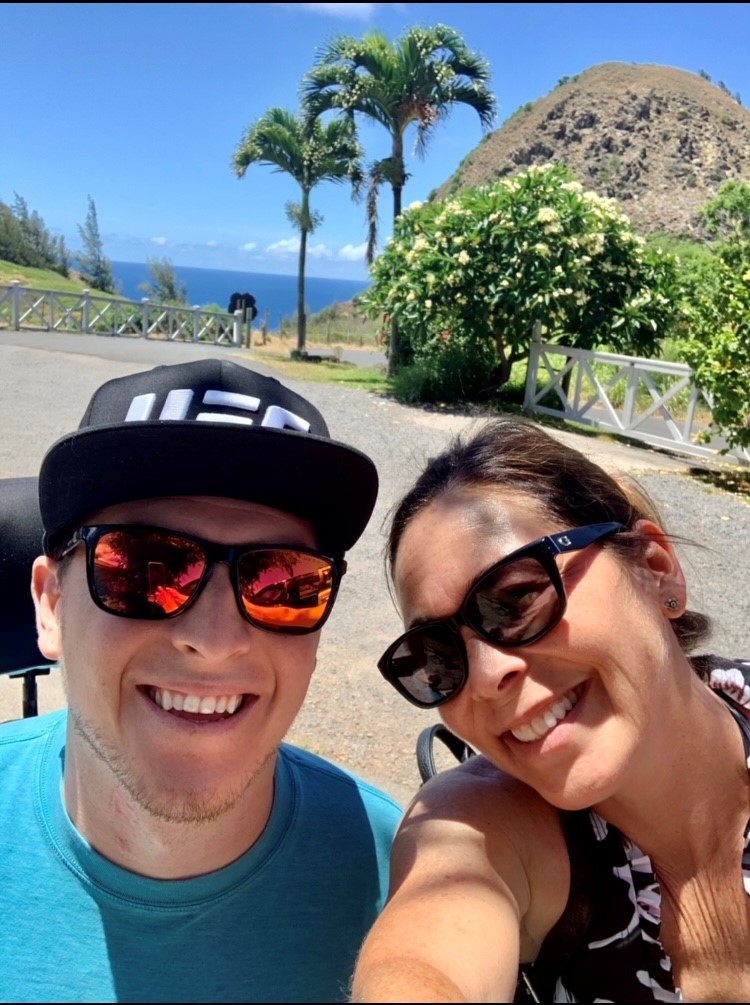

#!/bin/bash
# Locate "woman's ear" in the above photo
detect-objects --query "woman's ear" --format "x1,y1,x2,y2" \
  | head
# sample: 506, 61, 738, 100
31, 556, 63, 661
633, 519, 687, 617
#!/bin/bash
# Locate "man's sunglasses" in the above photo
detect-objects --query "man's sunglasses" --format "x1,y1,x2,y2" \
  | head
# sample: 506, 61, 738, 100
378, 522, 623, 708
60, 524, 346, 634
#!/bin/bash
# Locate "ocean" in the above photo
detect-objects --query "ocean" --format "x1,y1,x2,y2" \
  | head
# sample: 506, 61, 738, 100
110, 260, 369, 328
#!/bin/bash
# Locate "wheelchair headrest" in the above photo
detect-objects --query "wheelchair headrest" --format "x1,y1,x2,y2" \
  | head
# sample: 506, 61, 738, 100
0, 476, 55, 675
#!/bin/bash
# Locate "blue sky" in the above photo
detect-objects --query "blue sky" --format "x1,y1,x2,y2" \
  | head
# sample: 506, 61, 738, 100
5, 2, 750, 281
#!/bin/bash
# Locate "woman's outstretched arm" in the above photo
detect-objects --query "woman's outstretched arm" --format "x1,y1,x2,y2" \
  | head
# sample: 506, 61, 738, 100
350, 761, 569, 1003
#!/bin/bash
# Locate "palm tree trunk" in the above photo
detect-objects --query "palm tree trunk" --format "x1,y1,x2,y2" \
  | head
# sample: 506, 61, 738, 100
387, 137, 406, 377
392, 181, 403, 219
297, 225, 307, 355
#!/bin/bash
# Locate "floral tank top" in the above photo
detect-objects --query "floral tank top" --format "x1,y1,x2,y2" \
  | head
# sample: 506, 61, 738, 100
516, 657, 750, 1004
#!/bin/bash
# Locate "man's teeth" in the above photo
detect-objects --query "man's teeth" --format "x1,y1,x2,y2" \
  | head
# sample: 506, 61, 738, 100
511, 689, 579, 742
150, 688, 243, 715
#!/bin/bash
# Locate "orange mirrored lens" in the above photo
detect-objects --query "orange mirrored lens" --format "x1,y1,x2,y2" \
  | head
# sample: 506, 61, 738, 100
238, 549, 335, 630
92, 529, 206, 617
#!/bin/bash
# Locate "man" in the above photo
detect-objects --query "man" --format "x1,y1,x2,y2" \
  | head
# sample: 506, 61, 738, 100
0, 358, 402, 1003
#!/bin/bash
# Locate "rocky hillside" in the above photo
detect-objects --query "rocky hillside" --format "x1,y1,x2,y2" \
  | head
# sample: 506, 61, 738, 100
434, 62, 750, 238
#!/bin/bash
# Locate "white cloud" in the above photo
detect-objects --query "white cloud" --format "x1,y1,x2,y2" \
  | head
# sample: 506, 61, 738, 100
274, 3, 398, 20
266, 237, 333, 259
308, 243, 332, 259
267, 238, 300, 255
338, 242, 367, 261
151, 236, 168, 246
240, 241, 257, 252
205, 240, 218, 248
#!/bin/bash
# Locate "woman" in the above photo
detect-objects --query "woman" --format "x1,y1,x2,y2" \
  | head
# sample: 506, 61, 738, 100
352, 416, 750, 1003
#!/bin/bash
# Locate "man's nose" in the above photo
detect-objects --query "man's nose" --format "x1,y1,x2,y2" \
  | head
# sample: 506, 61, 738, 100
170, 562, 252, 658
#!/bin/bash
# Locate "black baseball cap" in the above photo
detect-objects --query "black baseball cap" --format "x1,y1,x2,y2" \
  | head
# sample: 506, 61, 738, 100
39, 358, 378, 556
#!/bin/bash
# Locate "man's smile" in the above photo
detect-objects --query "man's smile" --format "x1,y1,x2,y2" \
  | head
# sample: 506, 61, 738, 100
146, 686, 248, 719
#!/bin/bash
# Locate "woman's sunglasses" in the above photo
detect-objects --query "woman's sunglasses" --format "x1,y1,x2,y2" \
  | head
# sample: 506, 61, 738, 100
378, 522, 623, 708
60, 524, 346, 634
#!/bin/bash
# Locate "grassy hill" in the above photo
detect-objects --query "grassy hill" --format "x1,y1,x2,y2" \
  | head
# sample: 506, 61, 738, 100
0, 259, 89, 293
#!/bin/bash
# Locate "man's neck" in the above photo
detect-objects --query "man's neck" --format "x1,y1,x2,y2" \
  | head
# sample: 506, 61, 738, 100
63, 743, 278, 879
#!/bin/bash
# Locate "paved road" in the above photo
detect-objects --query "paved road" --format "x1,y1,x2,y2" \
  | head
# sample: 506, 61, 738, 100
2, 330, 749, 806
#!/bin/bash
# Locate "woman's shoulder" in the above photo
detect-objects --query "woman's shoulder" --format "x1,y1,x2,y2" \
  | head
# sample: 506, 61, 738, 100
409, 753, 557, 824
397, 755, 571, 955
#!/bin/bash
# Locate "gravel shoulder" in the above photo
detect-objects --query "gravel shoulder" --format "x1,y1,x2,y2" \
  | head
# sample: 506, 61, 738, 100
1, 332, 748, 807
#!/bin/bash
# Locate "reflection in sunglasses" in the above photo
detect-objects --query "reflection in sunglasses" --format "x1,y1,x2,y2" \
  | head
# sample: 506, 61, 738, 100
70, 524, 345, 634
243, 599, 329, 629
149, 584, 193, 614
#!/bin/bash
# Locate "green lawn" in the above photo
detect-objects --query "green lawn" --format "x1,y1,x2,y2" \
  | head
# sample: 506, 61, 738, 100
0, 259, 89, 293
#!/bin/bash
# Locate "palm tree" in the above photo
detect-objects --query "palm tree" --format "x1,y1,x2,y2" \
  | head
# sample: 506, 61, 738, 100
232, 108, 363, 354
301, 24, 497, 373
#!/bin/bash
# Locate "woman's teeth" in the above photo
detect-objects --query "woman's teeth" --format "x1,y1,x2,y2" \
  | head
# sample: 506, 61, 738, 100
511, 688, 579, 742
150, 688, 244, 715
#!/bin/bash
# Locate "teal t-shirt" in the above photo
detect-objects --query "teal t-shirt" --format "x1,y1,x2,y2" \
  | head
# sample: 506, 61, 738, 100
0, 710, 403, 1003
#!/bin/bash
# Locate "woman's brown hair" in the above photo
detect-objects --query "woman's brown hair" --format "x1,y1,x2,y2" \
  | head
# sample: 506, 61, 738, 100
387, 416, 712, 676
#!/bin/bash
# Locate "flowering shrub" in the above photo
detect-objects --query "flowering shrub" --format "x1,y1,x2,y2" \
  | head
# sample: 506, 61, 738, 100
360, 164, 682, 401
682, 259, 750, 449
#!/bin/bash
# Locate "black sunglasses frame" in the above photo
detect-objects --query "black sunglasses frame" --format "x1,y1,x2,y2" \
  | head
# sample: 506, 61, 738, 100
61, 524, 347, 635
378, 522, 624, 708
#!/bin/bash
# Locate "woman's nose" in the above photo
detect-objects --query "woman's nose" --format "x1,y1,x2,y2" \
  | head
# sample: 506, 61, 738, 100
462, 632, 529, 700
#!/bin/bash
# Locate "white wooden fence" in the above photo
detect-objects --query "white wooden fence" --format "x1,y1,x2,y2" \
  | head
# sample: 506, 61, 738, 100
0, 281, 246, 346
524, 331, 750, 465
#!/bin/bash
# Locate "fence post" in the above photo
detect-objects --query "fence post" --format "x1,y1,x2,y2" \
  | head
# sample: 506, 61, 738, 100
81, 290, 91, 333
682, 379, 700, 445
233, 310, 243, 347
10, 280, 21, 329
192, 306, 201, 343
524, 320, 543, 409
141, 298, 150, 338
622, 362, 638, 430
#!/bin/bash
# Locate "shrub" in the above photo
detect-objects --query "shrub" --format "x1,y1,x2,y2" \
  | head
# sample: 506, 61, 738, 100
361, 164, 683, 403
682, 260, 750, 449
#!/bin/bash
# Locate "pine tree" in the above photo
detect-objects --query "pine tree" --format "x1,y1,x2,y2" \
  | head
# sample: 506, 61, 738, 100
76, 196, 115, 292
52, 234, 70, 277
139, 257, 188, 304
0, 203, 31, 265
9, 193, 61, 271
